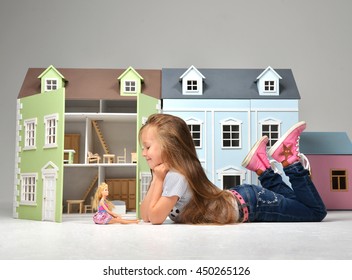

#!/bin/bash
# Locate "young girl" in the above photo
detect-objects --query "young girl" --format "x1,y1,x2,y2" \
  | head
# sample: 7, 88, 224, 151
140, 113, 327, 225
92, 182, 139, 224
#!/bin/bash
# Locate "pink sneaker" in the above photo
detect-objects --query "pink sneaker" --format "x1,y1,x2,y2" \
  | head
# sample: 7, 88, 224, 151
268, 121, 306, 165
242, 136, 270, 172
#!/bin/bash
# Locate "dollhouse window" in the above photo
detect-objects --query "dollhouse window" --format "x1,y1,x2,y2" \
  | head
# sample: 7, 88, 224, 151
187, 123, 202, 148
140, 172, 152, 201
221, 120, 242, 148
217, 166, 246, 189
20, 174, 37, 204
331, 170, 348, 191
24, 118, 37, 150
264, 80, 276, 92
45, 79, 58, 91
222, 175, 242, 189
186, 80, 198, 92
261, 123, 280, 147
44, 114, 58, 148
124, 80, 137, 93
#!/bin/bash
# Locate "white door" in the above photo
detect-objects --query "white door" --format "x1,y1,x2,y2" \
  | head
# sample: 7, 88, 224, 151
43, 174, 56, 221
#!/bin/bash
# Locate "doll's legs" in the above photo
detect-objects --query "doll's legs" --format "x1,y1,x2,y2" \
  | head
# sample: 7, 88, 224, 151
109, 216, 139, 224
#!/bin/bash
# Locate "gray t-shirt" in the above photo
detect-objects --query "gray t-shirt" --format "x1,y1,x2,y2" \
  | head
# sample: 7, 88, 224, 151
161, 171, 193, 222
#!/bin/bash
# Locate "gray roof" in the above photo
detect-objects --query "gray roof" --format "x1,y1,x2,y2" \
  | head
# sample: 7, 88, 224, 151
162, 68, 301, 99
300, 132, 352, 155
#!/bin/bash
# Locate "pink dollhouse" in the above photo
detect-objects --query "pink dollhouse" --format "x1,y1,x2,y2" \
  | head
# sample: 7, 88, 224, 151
300, 132, 352, 210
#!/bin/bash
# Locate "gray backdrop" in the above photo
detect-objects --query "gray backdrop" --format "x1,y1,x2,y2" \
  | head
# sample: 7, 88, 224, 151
0, 0, 351, 210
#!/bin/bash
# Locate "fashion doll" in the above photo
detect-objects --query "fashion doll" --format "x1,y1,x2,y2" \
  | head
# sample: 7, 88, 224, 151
92, 182, 139, 224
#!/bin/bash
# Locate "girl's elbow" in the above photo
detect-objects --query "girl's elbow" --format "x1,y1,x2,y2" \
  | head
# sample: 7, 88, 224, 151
149, 213, 166, 225
150, 220, 164, 225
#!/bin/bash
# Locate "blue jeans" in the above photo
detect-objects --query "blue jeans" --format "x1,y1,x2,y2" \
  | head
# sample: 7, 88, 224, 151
231, 162, 327, 222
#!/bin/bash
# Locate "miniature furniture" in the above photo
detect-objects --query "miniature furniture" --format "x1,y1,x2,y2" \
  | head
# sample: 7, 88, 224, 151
87, 151, 101, 163
63, 149, 75, 164
84, 196, 94, 213
66, 199, 85, 214
116, 148, 127, 163
103, 154, 115, 163
131, 152, 137, 163
105, 178, 136, 210
112, 200, 126, 215
64, 134, 80, 163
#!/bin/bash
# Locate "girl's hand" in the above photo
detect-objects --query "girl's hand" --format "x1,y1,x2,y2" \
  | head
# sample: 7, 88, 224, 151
152, 163, 169, 181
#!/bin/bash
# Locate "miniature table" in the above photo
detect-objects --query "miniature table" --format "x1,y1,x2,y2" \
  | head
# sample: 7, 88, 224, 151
103, 154, 115, 163
64, 149, 76, 164
66, 199, 84, 214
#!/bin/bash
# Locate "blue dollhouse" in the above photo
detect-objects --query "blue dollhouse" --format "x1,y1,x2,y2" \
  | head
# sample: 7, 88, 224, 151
161, 65, 301, 188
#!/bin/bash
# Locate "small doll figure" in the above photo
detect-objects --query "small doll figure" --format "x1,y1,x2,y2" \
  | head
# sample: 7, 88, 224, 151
92, 182, 139, 224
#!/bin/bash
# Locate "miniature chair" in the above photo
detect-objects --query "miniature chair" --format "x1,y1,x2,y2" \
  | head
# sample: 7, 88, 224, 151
116, 148, 127, 163
131, 152, 137, 163
84, 196, 94, 213
64, 149, 76, 164
87, 151, 101, 163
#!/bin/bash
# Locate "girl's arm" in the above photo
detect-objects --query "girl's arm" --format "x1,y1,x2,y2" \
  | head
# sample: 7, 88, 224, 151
141, 164, 178, 225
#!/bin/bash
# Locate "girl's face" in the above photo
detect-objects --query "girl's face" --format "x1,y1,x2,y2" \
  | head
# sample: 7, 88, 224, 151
141, 126, 163, 170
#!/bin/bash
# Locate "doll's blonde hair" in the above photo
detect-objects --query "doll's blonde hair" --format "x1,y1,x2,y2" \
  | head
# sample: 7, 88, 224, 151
92, 182, 115, 211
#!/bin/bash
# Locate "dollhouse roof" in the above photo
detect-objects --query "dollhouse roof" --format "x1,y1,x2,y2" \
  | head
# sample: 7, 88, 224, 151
300, 132, 352, 155
162, 68, 300, 99
18, 68, 161, 100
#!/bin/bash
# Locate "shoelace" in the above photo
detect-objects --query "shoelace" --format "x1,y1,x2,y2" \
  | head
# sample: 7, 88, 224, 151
296, 136, 311, 173
299, 153, 311, 173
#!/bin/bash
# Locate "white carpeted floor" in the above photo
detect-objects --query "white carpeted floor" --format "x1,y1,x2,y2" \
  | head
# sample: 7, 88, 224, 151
1, 202, 351, 260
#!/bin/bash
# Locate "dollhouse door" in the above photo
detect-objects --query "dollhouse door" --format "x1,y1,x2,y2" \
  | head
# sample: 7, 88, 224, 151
43, 174, 56, 221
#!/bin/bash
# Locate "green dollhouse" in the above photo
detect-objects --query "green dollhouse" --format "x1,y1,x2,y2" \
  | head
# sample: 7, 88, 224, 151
14, 65, 160, 222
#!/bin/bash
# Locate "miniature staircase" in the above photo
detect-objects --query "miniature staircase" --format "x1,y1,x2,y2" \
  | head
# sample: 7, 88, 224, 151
82, 174, 98, 202
92, 120, 110, 154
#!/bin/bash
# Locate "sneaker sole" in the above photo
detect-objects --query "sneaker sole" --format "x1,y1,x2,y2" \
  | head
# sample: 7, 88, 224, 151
268, 121, 306, 157
241, 136, 268, 167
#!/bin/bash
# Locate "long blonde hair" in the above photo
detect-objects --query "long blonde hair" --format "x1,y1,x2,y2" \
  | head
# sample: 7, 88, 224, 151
92, 182, 115, 211
139, 113, 239, 224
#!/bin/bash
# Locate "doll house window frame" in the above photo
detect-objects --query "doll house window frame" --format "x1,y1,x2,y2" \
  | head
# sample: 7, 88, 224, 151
124, 80, 137, 94
217, 166, 246, 190
220, 119, 242, 149
263, 80, 276, 93
23, 118, 37, 150
20, 173, 37, 205
180, 65, 205, 96
140, 172, 152, 201
186, 118, 203, 148
44, 114, 58, 148
45, 78, 58, 91
260, 119, 281, 148
186, 80, 199, 93
331, 169, 348, 191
